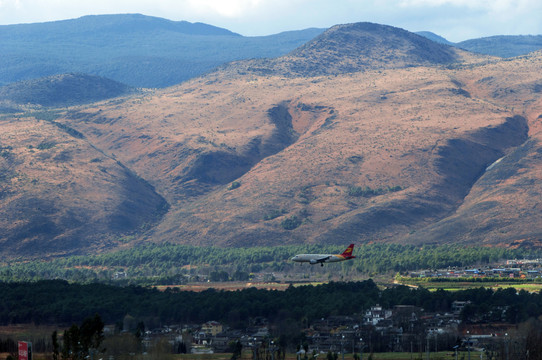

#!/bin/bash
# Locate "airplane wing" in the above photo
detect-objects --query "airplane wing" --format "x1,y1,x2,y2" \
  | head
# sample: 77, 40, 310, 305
310, 256, 331, 264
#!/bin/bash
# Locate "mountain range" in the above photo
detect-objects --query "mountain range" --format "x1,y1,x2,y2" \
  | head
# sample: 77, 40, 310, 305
0, 14, 324, 88
1, 17, 542, 258
1, 14, 541, 89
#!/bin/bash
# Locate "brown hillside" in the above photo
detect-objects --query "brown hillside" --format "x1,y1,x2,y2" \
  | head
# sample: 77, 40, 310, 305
2, 24, 542, 257
405, 52, 542, 247
0, 113, 167, 257
58, 53, 542, 250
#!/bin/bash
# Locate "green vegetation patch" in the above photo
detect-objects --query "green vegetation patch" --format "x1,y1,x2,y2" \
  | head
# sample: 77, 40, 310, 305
20, 110, 85, 139
347, 185, 402, 197
1, 243, 540, 285
21, 110, 62, 122
0, 149, 11, 158
398, 277, 542, 292
36, 141, 57, 150
281, 215, 302, 230
263, 209, 287, 221
2, 279, 542, 332
227, 181, 241, 190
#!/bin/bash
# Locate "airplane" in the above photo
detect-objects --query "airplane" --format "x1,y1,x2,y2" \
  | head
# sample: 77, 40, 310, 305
291, 244, 356, 266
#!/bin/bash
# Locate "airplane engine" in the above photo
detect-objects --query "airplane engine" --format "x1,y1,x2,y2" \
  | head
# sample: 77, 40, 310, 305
310, 259, 318, 265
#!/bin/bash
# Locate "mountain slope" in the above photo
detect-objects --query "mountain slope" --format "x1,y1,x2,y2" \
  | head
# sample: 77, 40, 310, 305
457, 35, 542, 58
0, 73, 132, 107
415, 32, 542, 58
2, 23, 542, 258
288, 23, 460, 70
0, 13, 240, 37
0, 112, 168, 257
0, 14, 324, 88
415, 31, 454, 45
226, 22, 467, 77
406, 52, 542, 246
2, 14, 540, 90
51, 24, 542, 251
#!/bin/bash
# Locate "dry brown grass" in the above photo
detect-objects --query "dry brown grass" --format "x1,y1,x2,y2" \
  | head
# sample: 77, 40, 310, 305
49, 51, 541, 250
0, 112, 166, 257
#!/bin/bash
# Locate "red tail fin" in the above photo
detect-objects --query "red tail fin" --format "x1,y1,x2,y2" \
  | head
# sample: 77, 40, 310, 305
341, 244, 355, 258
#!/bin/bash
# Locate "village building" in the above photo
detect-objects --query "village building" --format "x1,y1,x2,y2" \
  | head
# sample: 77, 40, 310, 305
201, 321, 223, 336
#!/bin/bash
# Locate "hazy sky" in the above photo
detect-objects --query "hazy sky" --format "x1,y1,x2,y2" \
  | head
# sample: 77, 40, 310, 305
0, 0, 540, 42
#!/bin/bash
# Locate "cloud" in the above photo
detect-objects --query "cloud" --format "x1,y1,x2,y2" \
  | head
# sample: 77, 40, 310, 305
183, 0, 266, 18
389, 0, 542, 40
399, 0, 526, 9
397, 0, 542, 19
0, 0, 540, 40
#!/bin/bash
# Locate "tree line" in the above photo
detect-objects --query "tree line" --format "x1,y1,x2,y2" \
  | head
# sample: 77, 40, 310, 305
2, 279, 542, 327
0, 243, 538, 284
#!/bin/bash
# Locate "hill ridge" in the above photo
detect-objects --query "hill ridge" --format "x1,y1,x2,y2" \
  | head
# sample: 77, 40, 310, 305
0, 13, 240, 37
414, 32, 542, 58
226, 22, 465, 78
456, 35, 542, 58
0, 73, 133, 107
0, 14, 323, 88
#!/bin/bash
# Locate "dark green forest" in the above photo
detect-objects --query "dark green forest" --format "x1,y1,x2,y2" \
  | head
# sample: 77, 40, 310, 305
1, 243, 538, 285
1, 279, 541, 328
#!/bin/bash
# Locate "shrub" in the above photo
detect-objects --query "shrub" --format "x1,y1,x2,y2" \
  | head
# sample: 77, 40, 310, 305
37, 141, 56, 150
387, 185, 403, 192
347, 185, 402, 197
264, 209, 286, 221
347, 155, 363, 163
347, 186, 376, 197
281, 216, 301, 230
228, 181, 241, 190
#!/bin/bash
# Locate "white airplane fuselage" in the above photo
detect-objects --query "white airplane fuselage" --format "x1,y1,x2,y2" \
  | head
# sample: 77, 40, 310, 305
291, 244, 356, 266
291, 254, 349, 265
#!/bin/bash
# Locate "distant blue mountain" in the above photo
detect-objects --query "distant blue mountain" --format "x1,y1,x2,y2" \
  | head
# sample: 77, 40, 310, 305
416, 31, 542, 58
0, 13, 241, 37
2, 14, 540, 89
0, 14, 325, 88
456, 35, 542, 58
415, 31, 454, 45
0, 73, 133, 107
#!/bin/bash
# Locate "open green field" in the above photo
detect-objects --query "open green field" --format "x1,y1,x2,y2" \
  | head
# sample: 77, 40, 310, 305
398, 280, 542, 292
154, 281, 329, 292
